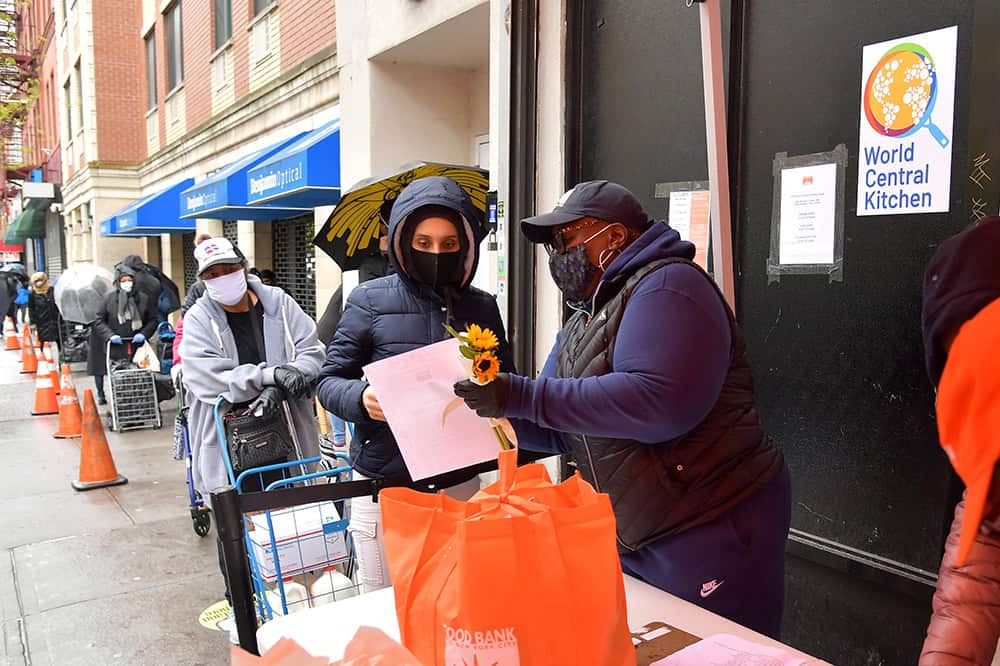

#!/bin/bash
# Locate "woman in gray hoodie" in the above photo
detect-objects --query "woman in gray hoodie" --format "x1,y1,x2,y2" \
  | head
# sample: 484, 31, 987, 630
179, 237, 325, 641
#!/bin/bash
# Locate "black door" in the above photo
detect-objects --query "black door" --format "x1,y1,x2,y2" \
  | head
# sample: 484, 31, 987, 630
569, 1, 985, 662
734, 2, 976, 662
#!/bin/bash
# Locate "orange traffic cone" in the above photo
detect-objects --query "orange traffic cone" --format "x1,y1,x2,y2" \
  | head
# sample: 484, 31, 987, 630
20, 328, 37, 374
54, 365, 83, 438
43, 343, 60, 393
72, 389, 127, 491
31, 354, 59, 416
4, 316, 19, 350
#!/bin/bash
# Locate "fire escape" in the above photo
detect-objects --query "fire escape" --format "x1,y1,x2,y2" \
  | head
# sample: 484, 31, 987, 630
0, 0, 41, 219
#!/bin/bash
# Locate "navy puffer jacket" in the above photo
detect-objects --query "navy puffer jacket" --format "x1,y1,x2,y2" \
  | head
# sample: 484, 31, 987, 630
316, 177, 514, 480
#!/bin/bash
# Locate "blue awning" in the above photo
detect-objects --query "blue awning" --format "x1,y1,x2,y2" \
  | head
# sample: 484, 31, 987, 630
99, 217, 118, 236
246, 119, 341, 208
101, 178, 196, 237
179, 133, 312, 220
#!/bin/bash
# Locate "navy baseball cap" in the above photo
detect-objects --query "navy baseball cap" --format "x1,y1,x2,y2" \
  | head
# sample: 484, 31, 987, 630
521, 180, 650, 243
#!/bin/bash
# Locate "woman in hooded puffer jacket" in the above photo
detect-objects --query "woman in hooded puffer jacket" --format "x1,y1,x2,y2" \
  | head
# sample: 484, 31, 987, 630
317, 176, 514, 593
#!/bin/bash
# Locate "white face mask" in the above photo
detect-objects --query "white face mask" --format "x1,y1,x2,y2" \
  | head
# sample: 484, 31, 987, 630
204, 269, 248, 306
120, 281, 134, 293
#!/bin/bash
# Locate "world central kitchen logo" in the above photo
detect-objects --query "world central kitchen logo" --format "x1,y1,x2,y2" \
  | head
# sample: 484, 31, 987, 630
859, 39, 950, 213
250, 164, 304, 196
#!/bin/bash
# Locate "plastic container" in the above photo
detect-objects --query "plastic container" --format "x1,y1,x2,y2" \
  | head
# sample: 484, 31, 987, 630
310, 566, 359, 606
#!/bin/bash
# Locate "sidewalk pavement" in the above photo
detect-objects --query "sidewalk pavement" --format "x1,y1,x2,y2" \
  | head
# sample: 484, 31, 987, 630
0, 348, 229, 665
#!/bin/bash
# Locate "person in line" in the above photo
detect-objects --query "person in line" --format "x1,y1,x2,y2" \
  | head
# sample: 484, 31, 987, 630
183, 233, 214, 312
172, 233, 214, 367
28, 272, 60, 357
259, 269, 278, 288
315, 199, 395, 452
919, 216, 1000, 665
317, 176, 513, 593
179, 237, 325, 642
2, 265, 29, 325
316, 199, 394, 346
454, 180, 791, 638
120, 255, 163, 320
88, 265, 158, 405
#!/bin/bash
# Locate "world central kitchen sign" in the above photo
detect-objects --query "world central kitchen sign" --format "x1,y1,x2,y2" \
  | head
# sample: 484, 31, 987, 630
856, 26, 957, 216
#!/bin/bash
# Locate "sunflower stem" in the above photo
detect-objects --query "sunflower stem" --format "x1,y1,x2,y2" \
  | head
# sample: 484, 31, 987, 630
492, 424, 513, 451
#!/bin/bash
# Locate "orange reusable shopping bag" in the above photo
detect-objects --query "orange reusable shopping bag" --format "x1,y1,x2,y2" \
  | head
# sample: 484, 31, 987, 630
380, 450, 636, 666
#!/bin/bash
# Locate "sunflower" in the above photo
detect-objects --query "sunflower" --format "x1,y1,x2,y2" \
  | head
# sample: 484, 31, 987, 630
465, 323, 499, 351
472, 350, 501, 384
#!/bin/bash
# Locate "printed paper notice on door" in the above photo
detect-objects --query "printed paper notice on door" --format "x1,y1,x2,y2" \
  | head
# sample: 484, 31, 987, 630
779, 163, 837, 265
856, 26, 957, 216
668, 190, 710, 269
363, 338, 499, 480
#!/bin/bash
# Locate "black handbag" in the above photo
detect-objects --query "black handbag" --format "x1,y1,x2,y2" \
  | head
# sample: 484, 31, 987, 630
222, 297, 295, 475
224, 403, 295, 475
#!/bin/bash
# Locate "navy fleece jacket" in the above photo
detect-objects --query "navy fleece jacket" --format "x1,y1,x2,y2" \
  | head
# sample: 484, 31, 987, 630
506, 221, 731, 451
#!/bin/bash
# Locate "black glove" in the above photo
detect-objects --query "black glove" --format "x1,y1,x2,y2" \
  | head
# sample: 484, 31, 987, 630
453, 374, 511, 418
273, 365, 310, 399
248, 386, 286, 419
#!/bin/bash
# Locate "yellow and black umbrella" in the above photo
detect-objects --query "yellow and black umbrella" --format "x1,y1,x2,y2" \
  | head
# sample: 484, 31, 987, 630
313, 162, 489, 271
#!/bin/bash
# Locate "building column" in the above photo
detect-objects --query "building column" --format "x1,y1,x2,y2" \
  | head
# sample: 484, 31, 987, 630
196, 219, 224, 238
533, 0, 567, 371
144, 236, 162, 267
161, 233, 185, 283
313, 204, 340, 320
251, 221, 272, 270
234, 220, 276, 271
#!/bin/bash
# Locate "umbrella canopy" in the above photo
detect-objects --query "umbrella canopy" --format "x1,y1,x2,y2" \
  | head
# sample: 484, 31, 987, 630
0, 263, 27, 278
53, 263, 114, 324
314, 162, 488, 272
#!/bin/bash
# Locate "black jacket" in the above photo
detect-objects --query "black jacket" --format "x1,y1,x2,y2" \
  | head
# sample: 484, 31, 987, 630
922, 215, 1000, 385
316, 253, 391, 345
556, 256, 783, 551
182, 280, 206, 314
87, 288, 157, 376
28, 290, 60, 343
317, 176, 513, 479
121, 256, 163, 317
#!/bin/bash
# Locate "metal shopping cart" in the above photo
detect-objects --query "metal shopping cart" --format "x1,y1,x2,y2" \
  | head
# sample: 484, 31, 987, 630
171, 368, 211, 537
106, 337, 162, 432
214, 396, 361, 623
213, 455, 535, 654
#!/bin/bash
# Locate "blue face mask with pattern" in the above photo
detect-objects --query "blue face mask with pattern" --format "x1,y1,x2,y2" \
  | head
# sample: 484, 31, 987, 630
547, 225, 612, 302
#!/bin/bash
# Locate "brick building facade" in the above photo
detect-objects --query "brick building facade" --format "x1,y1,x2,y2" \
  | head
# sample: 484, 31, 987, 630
6, 0, 66, 273
17, 0, 60, 179
56, 0, 339, 303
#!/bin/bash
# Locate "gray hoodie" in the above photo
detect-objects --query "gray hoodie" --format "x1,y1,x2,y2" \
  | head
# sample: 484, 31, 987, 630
179, 274, 325, 502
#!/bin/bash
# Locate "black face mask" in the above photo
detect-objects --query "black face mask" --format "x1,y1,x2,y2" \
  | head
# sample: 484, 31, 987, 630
409, 249, 463, 289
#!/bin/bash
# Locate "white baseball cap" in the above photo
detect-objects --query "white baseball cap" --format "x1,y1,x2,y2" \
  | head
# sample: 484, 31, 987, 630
194, 237, 245, 276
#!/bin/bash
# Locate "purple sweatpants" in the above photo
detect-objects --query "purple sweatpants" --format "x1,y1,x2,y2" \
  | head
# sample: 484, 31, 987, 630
621, 463, 792, 639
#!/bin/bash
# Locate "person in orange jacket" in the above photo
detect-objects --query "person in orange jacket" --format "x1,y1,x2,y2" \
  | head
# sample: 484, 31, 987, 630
919, 215, 1000, 664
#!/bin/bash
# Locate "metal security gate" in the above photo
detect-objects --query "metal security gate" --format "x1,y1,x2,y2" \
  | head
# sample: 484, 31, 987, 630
44, 211, 64, 278
271, 215, 316, 318
182, 232, 198, 291
223, 220, 239, 245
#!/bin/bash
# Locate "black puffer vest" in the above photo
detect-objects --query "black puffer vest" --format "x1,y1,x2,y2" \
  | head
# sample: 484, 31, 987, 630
557, 258, 783, 552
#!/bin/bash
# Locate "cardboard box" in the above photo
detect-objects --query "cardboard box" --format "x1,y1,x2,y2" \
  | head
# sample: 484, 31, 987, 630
248, 502, 349, 581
